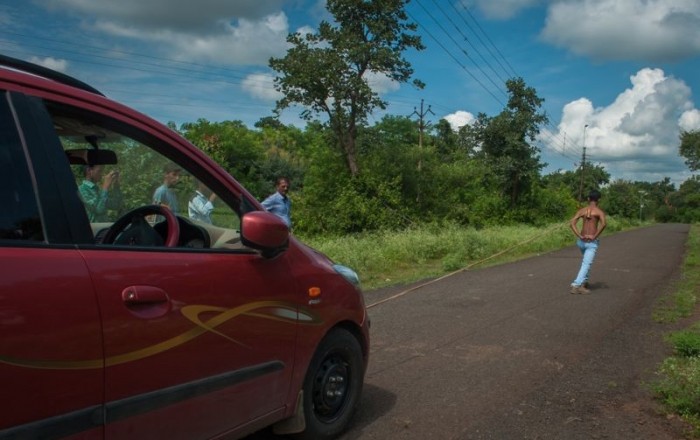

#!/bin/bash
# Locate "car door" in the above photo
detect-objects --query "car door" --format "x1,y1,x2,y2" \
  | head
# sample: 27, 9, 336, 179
40, 101, 302, 439
0, 91, 104, 439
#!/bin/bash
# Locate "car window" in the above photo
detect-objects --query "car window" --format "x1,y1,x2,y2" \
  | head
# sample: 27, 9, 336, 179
0, 94, 43, 242
46, 102, 246, 250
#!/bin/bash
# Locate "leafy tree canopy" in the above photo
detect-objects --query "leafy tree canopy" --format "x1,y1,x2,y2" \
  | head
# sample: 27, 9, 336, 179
679, 130, 700, 171
269, 0, 424, 176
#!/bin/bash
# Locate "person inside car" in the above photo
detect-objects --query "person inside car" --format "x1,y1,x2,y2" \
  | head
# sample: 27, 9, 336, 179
79, 164, 123, 222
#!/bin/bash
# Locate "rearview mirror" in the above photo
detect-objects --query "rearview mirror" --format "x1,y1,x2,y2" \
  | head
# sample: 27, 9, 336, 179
65, 149, 117, 165
241, 211, 289, 258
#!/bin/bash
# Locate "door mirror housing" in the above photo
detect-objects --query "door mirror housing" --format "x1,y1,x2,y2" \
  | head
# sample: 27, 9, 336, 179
241, 211, 289, 258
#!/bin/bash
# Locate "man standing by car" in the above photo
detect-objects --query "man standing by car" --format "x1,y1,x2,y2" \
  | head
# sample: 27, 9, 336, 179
569, 189, 607, 294
153, 162, 181, 215
262, 176, 292, 228
79, 164, 122, 222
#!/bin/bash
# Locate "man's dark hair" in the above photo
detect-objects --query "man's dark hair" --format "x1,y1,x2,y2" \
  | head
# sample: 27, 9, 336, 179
588, 190, 601, 201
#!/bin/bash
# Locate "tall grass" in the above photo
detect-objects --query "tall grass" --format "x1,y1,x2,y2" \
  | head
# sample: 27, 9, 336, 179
299, 219, 624, 290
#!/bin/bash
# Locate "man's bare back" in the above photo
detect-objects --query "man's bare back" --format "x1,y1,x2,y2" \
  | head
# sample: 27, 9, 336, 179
570, 204, 606, 242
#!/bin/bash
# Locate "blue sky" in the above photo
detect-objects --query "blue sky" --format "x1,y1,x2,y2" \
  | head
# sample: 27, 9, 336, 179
2, 0, 699, 187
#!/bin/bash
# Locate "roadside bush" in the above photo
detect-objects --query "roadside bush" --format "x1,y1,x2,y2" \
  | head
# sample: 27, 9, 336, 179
653, 356, 700, 429
667, 330, 700, 357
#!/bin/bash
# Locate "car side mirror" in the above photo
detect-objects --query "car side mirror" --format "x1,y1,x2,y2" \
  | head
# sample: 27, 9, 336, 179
240, 211, 289, 258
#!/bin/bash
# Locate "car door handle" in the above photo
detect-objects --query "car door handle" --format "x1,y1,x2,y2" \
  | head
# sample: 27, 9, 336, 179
122, 286, 169, 305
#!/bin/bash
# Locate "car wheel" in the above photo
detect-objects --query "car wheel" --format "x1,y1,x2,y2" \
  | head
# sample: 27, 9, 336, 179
294, 328, 364, 440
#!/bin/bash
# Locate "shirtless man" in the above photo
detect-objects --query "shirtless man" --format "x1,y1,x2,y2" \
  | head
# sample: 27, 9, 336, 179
569, 189, 607, 294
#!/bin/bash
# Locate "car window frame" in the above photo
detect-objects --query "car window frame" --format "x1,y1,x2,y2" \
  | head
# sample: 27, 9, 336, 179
2, 90, 93, 246
25, 91, 261, 254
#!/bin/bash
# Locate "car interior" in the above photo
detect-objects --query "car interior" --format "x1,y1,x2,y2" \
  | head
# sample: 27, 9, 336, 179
51, 107, 245, 250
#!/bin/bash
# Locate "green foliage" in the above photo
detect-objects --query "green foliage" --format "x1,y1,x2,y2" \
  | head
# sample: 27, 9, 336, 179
475, 78, 548, 207
602, 179, 645, 219
543, 165, 610, 202
296, 171, 408, 235
667, 329, 700, 357
652, 225, 700, 435
269, 0, 424, 176
414, 158, 501, 226
665, 177, 700, 223
654, 224, 700, 323
500, 184, 577, 225
680, 130, 700, 172
107, 141, 162, 207
654, 357, 700, 425
301, 221, 574, 290
179, 119, 267, 194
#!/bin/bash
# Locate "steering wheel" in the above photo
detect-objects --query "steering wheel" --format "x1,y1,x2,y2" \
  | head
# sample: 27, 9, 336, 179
101, 205, 180, 247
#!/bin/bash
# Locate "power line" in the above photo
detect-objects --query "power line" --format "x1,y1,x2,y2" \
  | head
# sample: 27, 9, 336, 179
408, 1, 572, 162
455, 0, 519, 79
406, 10, 506, 108
424, 0, 509, 90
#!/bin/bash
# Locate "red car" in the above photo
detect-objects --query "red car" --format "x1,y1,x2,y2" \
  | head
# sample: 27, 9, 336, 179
0, 55, 369, 440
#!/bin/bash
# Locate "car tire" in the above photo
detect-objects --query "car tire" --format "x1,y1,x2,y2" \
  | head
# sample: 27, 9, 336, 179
294, 328, 364, 440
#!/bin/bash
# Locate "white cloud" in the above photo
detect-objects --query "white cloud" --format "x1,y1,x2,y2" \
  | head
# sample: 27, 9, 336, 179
444, 111, 476, 130
544, 68, 695, 184
680, 109, 700, 132
364, 71, 400, 95
541, 0, 700, 62
30, 56, 68, 72
39, 1, 294, 65
242, 73, 283, 101
42, 0, 287, 31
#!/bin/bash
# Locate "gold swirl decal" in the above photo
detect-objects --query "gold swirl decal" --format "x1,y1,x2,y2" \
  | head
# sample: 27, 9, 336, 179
0, 301, 322, 370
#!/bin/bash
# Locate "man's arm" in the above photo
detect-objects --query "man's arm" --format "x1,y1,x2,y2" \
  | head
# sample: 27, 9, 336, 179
261, 194, 277, 211
153, 186, 172, 209
593, 210, 607, 240
569, 210, 583, 239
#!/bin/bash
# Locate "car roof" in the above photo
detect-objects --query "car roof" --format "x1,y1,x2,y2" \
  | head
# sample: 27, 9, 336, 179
0, 54, 104, 96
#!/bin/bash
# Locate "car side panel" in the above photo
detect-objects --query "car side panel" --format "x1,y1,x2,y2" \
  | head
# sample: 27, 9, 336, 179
80, 248, 302, 439
0, 248, 104, 439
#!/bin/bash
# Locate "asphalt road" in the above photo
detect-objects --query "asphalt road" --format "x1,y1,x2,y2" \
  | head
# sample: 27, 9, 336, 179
339, 223, 690, 440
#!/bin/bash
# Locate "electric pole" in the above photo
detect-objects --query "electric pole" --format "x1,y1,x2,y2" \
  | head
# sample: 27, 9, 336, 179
578, 124, 589, 202
409, 99, 434, 203
410, 99, 435, 171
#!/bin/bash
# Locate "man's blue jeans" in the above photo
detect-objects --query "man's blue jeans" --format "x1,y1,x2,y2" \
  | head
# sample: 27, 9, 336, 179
572, 239, 598, 286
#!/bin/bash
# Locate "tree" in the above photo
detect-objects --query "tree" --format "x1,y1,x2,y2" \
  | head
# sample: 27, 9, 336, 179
478, 78, 549, 207
544, 164, 610, 202
679, 130, 700, 171
269, 0, 424, 176
179, 119, 266, 195
604, 180, 645, 219
433, 119, 461, 160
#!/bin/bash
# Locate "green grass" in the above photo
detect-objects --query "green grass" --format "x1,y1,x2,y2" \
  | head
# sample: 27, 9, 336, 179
651, 224, 700, 436
299, 221, 569, 290
654, 224, 700, 323
298, 217, 627, 291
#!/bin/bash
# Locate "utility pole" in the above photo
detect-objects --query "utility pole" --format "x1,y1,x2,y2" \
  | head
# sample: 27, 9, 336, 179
638, 191, 646, 222
410, 99, 434, 172
578, 124, 589, 202
410, 99, 434, 203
